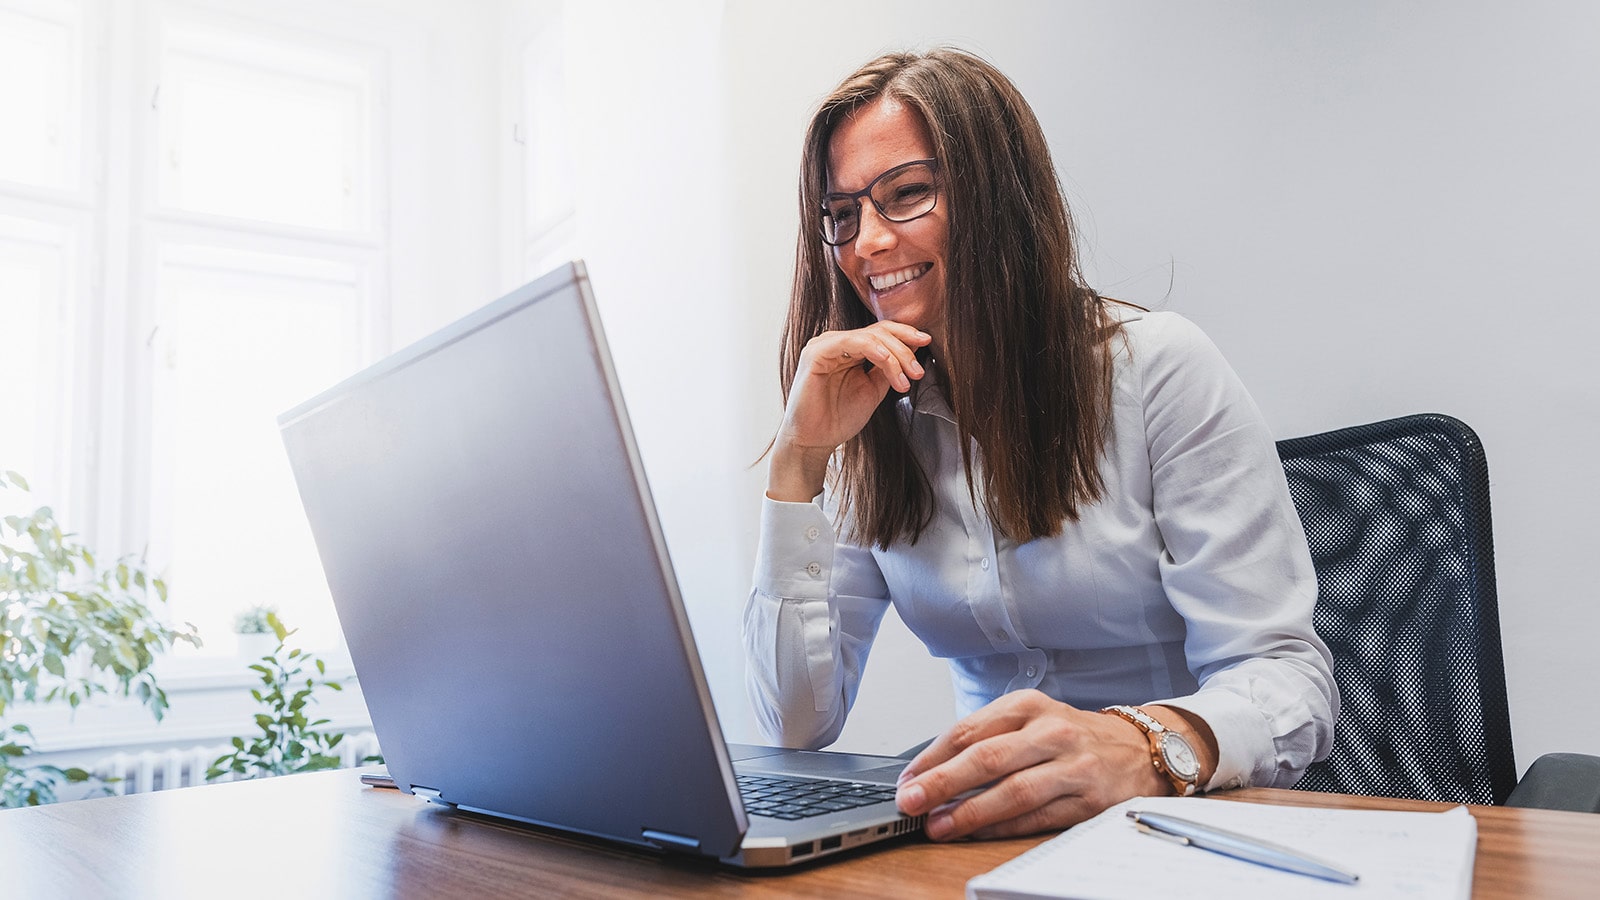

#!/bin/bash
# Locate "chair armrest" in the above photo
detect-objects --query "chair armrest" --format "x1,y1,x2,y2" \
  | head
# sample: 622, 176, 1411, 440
1505, 753, 1600, 812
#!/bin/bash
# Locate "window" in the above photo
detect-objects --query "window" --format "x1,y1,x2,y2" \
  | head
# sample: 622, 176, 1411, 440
0, 0, 88, 519
147, 248, 366, 653
140, 16, 383, 657
0, 0, 85, 193
157, 23, 373, 233
0, 216, 75, 511
0, 0, 386, 661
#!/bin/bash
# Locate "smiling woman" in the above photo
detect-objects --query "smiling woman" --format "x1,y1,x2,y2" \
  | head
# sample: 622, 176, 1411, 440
744, 47, 1337, 844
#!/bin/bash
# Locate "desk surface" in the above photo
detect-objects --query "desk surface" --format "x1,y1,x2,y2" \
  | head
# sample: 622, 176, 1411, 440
1, 767, 1596, 899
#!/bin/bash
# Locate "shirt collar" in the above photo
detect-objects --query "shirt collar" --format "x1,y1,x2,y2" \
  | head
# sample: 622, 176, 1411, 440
903, 361, 957, 424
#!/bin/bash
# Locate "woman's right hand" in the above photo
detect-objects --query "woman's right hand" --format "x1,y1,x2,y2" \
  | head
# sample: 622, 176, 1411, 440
767, 321, 932, 502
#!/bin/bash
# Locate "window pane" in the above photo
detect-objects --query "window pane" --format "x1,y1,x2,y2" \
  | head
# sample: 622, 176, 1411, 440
0, 221, 68, 513
0, 4, 82, 191
151, 253, 363, 654
159, 38, 370, 232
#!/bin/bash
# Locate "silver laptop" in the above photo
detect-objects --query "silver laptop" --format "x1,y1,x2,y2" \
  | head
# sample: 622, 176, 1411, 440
278, 260, 922, 867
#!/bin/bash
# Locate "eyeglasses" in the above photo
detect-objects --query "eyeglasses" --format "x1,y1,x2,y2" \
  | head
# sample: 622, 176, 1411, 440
819, 158, 941, 246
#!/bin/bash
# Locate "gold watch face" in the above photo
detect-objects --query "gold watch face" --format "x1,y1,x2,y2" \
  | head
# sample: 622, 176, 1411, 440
1160, 732, 1200, 781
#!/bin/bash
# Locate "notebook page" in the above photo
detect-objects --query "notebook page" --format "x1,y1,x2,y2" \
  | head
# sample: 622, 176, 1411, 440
966, 796, 1476, 900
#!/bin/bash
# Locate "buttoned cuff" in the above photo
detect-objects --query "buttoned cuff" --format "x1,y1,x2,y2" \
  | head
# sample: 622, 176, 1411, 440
1148, 689, 1273, 793
753, 495, 834, 601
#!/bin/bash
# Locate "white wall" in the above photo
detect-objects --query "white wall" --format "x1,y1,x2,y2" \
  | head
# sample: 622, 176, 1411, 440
550, 0, 765, 744
543, 0, 1600, 771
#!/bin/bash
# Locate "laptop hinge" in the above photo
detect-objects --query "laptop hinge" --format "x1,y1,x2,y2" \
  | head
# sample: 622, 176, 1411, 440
641, 828, 703, 854
411, 786, 452, 807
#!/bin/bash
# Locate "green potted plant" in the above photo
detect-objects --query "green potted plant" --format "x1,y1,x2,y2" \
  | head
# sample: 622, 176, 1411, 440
207, 612, 348, 781
1, 469, 202, 807
232, 604, 279, 660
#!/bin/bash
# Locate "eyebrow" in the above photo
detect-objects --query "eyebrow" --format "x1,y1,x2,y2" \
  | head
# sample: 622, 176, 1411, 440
824, 159, 930, 197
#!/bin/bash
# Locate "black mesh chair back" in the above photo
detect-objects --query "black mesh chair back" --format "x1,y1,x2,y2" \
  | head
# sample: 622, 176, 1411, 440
1277, 413, 1517, 804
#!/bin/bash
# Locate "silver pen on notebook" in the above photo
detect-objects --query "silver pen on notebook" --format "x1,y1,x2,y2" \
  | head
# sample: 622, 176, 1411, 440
1126, 810, 1361, 885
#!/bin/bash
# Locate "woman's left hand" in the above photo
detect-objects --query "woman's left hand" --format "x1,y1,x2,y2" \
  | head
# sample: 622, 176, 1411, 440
894, 690, 1198, 840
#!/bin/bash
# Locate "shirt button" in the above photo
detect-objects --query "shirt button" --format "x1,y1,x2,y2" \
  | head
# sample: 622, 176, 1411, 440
805, 562, 822, 577
980, 557, 990, 571
804, 526, 820, 542
1025, 665, 1038, 678
996, 630, 1009, 643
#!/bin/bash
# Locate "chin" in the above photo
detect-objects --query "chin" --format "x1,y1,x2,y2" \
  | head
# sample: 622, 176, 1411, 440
870, 299, 938, 332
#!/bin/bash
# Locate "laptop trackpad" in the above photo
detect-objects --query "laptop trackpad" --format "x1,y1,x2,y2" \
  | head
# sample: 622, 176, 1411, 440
738, 749, 908, 784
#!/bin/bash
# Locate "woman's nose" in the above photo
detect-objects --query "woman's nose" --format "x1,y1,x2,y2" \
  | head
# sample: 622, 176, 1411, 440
852, 202, 898, 254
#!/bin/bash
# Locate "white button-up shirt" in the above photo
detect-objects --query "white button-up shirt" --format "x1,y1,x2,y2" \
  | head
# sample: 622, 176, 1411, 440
744, 310, 1337, 791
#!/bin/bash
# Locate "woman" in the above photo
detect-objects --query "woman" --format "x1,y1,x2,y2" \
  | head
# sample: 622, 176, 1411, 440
744, 48, 1336, 841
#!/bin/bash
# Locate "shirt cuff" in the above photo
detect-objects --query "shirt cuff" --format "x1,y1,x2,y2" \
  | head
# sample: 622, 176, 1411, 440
1149, 689, 1273, 792
753, 495, 834, 600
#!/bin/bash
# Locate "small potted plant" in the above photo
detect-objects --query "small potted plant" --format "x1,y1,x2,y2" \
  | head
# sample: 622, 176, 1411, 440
207, 612, 349, 781
233, 605, 279, 660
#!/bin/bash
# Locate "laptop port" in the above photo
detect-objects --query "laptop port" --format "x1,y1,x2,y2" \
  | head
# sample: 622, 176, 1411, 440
790, 841, 814, 859
820, 835, 842, 852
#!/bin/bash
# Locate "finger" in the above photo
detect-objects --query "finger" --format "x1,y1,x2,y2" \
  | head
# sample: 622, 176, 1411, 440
945, 791, 1099, 842
920, 762, 1072, 841
865, 324, 929, 382
859, 336, 917, 392
871, 320, 935, 349
899, 730, 1065, 818
902, 690, 1051, 782
815, 332, 913, 392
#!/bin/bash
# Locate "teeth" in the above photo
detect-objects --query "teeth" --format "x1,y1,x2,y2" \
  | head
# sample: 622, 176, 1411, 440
869, 263, 930, 291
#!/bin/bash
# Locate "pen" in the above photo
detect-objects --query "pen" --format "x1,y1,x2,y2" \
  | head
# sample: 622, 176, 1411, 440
1126, 810, 1360, 885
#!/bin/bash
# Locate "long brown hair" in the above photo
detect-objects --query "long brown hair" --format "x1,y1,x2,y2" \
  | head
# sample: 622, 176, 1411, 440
782, 48, 1118, 548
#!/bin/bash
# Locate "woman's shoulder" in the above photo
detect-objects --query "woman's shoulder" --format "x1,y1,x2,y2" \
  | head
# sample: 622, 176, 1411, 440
1109, 307, 1223, 368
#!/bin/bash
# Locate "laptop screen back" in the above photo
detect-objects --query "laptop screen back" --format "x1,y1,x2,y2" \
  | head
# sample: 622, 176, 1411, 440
278, 262, 745, 856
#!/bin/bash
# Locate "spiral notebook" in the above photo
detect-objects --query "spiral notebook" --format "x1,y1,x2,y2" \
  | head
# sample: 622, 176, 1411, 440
967, 796, 1477, 900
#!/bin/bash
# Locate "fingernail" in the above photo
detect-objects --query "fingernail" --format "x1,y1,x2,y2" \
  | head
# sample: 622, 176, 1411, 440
898, 783, 924, 812
896, 767, 914, 785
926, 812, 952, 840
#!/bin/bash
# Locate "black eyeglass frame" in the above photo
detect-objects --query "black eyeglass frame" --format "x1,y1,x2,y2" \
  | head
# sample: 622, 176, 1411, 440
819, 158, 942, 247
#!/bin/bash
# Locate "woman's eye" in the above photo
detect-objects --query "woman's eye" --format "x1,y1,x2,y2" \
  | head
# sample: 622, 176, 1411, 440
893, 183, 933, 203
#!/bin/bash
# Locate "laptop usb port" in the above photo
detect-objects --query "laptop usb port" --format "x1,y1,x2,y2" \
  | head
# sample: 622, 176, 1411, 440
820, 836, 842, 852
790, 841, 814, 859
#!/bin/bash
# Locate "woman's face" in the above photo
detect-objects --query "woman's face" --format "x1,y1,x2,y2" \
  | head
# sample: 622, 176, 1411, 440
827, 97, 949, 343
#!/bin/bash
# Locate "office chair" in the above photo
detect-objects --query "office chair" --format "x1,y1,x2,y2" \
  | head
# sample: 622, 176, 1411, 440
1279, 413, 1598, 810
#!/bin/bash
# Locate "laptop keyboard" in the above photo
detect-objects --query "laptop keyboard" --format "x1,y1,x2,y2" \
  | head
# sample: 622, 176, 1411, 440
736, 774, 900, 820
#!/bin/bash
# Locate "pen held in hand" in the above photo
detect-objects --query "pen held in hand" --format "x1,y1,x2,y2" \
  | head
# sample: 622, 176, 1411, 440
1126, 809, 1360, 885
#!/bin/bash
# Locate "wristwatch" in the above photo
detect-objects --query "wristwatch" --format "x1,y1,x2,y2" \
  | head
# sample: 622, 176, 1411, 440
1100, 704, 1200, 797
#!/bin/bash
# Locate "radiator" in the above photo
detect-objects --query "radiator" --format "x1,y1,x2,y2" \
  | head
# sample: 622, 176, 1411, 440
92, 730, 382, 795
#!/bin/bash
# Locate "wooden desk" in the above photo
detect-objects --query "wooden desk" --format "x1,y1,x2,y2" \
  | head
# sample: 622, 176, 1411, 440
1, 768, 1595, 899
